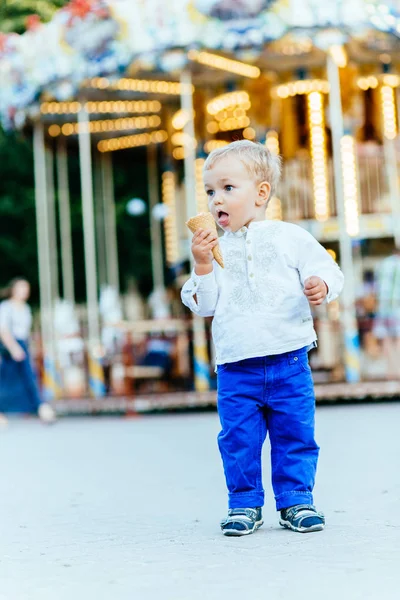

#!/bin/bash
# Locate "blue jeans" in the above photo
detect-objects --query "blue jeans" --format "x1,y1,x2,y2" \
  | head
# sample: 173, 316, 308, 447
217, 347, 319, 511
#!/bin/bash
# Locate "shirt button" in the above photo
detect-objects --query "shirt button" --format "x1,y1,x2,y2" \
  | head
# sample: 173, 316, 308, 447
246, 240, 251, 245
247, 255, 252, 261
194, 282, 197, 287
249, 273, 254, 278
241, 227, 246, 233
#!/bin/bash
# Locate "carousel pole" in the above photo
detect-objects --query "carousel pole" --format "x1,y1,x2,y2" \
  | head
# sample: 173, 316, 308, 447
78, 106, 105, 397
383, 138, 400, 248
56, 137, 75, 304
180, 70, 210, 392
101, 151, 120, 292
147, 144, 164, 290
381, 84, 400, 249
326, 53, 361, 383
45, 143, 60, 302
94, 151, 108, 289
33, 122, 60, 401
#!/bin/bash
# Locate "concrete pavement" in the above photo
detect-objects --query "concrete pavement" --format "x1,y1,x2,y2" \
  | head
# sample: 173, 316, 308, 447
1, 403, 400, 600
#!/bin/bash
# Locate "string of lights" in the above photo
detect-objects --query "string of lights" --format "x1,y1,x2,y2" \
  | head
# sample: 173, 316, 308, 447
307, 91, 330, 222
206, 91, 252, 134
357, 74, 400, 91
48, 115, 162, 137
162, 171, 179, 264
206, 92, 251, 115
188, 50, 260, 79
41, 100, 162, 115
207, 116, 251, 133
97, 130, 168, 153
85, 77, 187, 95
272, 79, 330, 99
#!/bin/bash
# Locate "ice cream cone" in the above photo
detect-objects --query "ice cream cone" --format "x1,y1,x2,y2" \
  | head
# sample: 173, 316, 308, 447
186, 212, 224, 268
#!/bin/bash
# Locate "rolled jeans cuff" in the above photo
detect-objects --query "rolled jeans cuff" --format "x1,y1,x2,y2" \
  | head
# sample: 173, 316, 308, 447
229, 490, 265, 509
275, 491, 313, 511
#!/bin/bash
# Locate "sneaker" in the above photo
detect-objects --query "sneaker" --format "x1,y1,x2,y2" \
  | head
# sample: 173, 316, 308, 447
220, 507, 263, 537
38, 403, 57, 424
279, 504, 325, 533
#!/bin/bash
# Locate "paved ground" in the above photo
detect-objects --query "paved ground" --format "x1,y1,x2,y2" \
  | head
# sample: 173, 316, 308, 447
1, 403, 400, 600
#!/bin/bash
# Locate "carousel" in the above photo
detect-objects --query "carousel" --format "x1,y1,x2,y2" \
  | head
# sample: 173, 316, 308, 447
1, 0, 400, 404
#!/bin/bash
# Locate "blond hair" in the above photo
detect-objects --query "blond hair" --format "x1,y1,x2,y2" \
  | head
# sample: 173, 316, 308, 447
203, 139, 282, 196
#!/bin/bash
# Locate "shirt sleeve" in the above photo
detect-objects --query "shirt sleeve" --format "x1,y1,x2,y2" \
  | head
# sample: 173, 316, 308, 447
0, 302, 11, 332
181, 268, 219, 317
295, 228, 344, 303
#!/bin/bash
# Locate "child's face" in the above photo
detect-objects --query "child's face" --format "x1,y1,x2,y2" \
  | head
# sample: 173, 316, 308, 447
204, 156, 270, 233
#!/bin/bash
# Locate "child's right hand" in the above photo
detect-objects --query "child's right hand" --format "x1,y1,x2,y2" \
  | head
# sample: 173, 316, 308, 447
192, 229, 218, 271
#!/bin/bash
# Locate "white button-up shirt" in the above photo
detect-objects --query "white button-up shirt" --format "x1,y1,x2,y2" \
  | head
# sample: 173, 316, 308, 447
181, 220, 344, 366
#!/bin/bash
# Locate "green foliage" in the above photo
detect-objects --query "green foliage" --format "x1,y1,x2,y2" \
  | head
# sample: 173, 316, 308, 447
0, 129, 155, 304
0, 128, 39, 296
0, 0, 67, 34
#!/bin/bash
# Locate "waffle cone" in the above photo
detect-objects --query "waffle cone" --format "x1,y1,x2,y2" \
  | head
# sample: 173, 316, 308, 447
186, 212, 224, 268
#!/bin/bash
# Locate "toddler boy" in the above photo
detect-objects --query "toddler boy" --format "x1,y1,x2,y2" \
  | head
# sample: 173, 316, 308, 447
181, 140, 344, 535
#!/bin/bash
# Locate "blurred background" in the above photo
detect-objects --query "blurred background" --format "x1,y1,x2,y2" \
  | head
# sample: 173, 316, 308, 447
1, 0, 400, 414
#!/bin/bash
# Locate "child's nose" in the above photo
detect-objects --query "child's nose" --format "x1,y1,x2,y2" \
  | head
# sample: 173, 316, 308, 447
213, 193, 224, 206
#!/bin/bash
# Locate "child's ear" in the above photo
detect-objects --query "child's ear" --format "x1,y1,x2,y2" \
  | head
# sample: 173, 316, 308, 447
256, 181, 271, 207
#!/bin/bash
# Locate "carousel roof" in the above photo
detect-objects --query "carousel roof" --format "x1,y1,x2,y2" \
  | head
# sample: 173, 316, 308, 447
0, 0, 398, 128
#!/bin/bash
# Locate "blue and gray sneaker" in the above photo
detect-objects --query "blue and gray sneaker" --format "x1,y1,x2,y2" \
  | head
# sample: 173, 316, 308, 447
220, 507, 263, 536
279, 504, 325, 533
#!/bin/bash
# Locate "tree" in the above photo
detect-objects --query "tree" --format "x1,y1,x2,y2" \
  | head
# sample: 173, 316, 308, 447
0, 128, 155, 304
0, 0, 67, 34
0, 128, 39, 294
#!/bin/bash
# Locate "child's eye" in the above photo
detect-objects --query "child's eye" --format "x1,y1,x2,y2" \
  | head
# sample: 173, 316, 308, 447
224, 185, 233, 192
206, 190, 214, 197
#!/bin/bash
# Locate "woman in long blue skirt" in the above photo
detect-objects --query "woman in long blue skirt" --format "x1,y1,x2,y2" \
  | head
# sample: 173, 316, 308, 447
0, 278, 56, 425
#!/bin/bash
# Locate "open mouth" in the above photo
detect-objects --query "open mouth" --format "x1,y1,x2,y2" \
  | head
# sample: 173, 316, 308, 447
217, 210, 230, 227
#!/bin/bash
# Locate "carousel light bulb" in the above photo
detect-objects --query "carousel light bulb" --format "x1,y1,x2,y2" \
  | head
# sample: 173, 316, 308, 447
243, 127, 256, 140
204, 140, 229, 153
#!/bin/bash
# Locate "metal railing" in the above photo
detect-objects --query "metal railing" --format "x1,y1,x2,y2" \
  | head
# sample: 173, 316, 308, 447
277, 144, 395, 221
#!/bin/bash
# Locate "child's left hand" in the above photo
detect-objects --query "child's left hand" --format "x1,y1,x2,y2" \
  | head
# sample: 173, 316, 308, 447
304, 276, 328, 306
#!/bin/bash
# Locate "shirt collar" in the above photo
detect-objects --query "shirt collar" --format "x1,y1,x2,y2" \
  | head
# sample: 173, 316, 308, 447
224, 220, 267, 239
